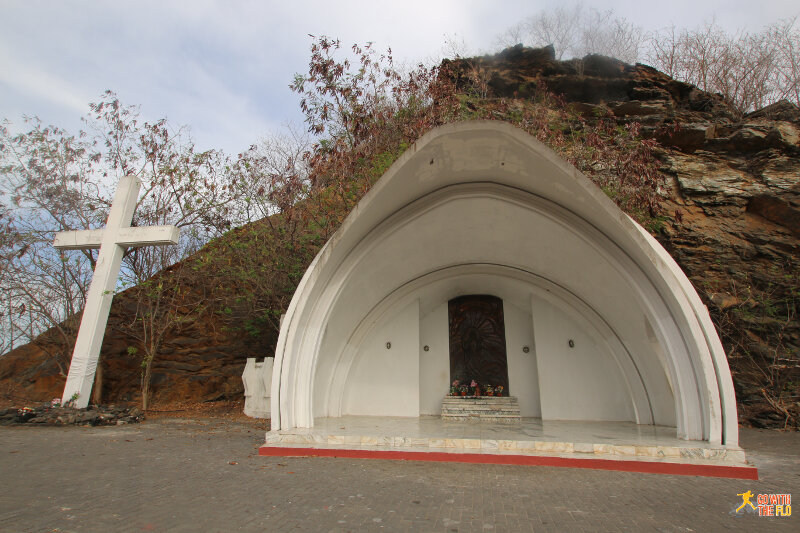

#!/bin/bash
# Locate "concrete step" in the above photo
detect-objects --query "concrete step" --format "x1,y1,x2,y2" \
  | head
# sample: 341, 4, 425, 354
443, 396, 516, 401
443, 400, 517, 404
441, 396, 521, 423
442, 408, 521, 412
440, 416, 522, 423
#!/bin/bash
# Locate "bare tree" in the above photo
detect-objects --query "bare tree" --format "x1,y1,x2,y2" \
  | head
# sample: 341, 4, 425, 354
496, 4, 644, 64
579, 9, 644, 64
648, 25, 682, 79
647, 18, 800, 113
497, 4, 582, 60
228, 124, 311, 226
120, 260, 205, 410
770, 17, 800, 106
0, 118, 104, 370
0, 203, 23, 354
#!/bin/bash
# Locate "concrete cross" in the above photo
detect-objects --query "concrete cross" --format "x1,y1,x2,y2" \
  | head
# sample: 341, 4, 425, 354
53, 175, 180, 408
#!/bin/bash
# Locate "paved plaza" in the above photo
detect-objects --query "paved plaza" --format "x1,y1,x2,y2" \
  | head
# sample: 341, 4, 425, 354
1, 417, 798, 532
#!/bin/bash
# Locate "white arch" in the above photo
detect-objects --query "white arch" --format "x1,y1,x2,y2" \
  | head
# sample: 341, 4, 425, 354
271, 121, 737, 446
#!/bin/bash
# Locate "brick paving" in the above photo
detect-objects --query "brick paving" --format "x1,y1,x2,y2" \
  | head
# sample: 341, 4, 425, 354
0, 418, 798, 532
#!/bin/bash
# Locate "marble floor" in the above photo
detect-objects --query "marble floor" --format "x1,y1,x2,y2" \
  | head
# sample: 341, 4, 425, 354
263, 416, 747, 465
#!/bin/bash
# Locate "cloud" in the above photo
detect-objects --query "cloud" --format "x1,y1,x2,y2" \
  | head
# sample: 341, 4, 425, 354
0, 47, 89, 116
1, 0, 798, 156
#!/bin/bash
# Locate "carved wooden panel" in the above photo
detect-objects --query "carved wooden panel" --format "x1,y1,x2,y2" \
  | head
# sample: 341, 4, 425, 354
448, 295, 509, 395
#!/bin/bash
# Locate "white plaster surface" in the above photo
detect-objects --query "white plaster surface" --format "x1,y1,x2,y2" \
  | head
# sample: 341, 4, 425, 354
242, 357, 273, 418
532, 293, 637, 422
53, 175, 179, 408
418, 302, 449, 415
341, 300, 420, 417
271, 121, 737, 447
53, 226, 180, 249
503, 300, 540, 417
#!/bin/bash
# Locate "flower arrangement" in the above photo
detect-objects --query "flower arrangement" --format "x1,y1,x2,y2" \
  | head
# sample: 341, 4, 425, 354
51, 398, 62, 408
448, 380, 505, 397
63, 392, 80, 408
449, 380, 460, 396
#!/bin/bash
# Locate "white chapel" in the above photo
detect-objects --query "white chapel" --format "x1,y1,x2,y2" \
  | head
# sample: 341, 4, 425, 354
268, 120, 738, 448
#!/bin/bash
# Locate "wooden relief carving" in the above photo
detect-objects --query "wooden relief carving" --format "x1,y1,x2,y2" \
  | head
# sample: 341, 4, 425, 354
448, 295, 509, 395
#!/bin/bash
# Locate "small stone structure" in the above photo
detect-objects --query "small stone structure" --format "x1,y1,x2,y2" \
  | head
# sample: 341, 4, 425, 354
441, 396, 521, 423
242, 357, 273, 418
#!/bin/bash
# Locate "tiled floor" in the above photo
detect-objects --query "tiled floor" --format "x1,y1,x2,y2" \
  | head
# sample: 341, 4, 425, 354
263, 415, 747, 464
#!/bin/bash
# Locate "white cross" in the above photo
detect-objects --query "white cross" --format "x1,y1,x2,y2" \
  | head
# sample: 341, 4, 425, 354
53, 175, 180, 408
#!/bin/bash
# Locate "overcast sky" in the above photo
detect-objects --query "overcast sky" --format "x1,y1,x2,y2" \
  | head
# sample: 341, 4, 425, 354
1, 0, 798, 156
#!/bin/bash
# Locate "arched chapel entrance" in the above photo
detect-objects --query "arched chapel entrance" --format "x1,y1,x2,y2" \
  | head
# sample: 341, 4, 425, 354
271, 121, 738, 447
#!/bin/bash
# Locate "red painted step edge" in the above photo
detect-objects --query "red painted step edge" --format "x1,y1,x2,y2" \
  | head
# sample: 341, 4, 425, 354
259, 445, 758, 480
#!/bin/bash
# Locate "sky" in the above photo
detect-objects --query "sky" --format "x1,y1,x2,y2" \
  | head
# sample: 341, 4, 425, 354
1, 0, 798, 156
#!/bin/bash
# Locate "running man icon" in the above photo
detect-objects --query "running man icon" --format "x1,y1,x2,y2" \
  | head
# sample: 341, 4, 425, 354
736, 490, 757, 513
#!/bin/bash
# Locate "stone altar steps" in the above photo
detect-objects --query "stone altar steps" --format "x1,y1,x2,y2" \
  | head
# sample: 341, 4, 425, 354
441, 396, 521, 423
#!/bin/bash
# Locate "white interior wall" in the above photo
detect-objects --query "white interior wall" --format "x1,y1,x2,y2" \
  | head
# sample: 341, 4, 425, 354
531, 294, 636, 421
342, 300, 420, 417
503, 300, 541, 417
339, 273, 649, 421
419, 302, 450, 415
644, 315, 676, 426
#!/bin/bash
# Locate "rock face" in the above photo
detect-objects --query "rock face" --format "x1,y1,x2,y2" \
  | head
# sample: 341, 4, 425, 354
1, 46, 798, 427
0, 275, 270, 407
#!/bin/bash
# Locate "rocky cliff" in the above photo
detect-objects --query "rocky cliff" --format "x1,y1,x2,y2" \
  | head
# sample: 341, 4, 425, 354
2, 46, 798, 427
